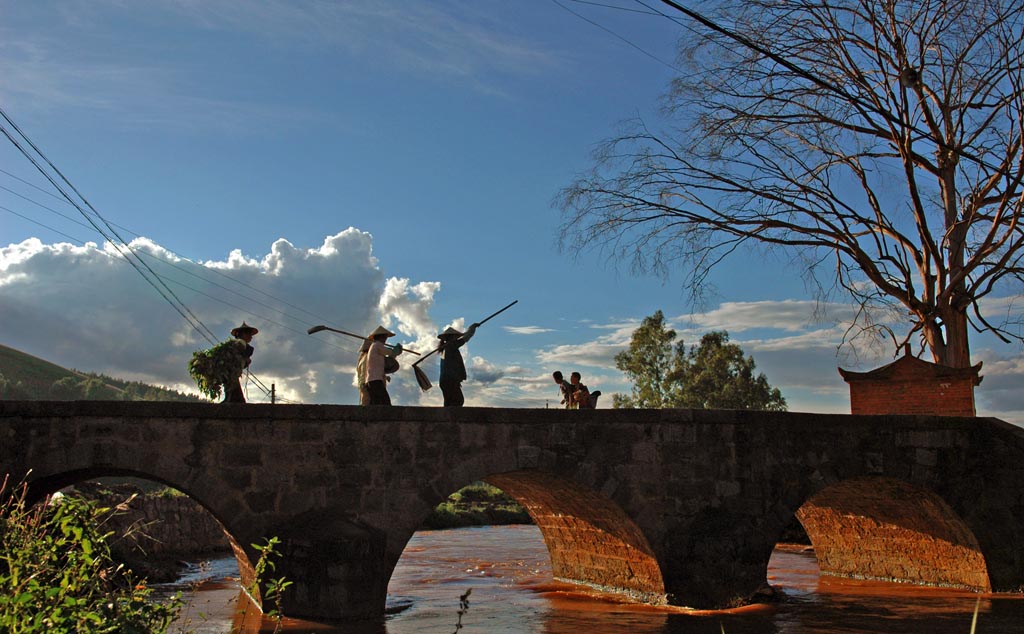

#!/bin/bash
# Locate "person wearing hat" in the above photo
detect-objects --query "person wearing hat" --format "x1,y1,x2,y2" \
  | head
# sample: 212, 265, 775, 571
362, 325, 403, 406
224, 322, 258, 403
437, 322, 479, 407
356, 337, 372, 406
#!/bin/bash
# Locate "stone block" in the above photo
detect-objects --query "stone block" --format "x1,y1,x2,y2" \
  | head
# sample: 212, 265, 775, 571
220, 443, 264, 466
516, 444, 541, 468
631, 442, 658, 464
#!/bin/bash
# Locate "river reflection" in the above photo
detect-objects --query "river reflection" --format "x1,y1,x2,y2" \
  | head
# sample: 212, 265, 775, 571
166, 524, 1024, 634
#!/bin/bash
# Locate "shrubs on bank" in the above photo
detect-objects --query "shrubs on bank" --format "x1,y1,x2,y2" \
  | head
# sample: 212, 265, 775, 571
0, 475, 182, 633
1, 475, 291, 633
423, 482, 532, 529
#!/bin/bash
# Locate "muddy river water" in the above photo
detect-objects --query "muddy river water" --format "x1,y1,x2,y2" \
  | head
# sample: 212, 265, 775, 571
164, 524, 1024, 634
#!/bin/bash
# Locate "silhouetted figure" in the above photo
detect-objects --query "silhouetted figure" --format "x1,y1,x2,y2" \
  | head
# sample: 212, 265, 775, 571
569, 371, 600, 409
552, 371, 573, 409
437, 323, 478, 407
223, 322, 257, 403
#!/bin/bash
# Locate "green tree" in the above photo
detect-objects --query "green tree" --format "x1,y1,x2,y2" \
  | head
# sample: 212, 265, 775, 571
614, 312, 786, 411
674, 331, 787, 411
1, 376, 30, 400
559, 0, 1024, 369
612, 311, 682, 408
81, 377, 118, 400
48, 376, 82, 400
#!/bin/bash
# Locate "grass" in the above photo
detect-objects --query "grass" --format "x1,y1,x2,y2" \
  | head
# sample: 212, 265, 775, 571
0, 343, 81, 396
0, 343, 201, 402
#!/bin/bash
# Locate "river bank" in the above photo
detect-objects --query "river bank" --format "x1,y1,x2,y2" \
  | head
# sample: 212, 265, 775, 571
422, 481, 532, 529
69, 480, 528, 581
69, 482, 232, 582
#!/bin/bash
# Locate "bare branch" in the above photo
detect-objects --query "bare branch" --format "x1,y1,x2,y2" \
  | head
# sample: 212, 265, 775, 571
558, 0, 1024, 366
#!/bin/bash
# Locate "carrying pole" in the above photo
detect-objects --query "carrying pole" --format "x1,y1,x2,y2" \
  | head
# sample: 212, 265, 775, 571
412, 300, 518, 391
307, 324, 420, 355
476, 299, 519, 328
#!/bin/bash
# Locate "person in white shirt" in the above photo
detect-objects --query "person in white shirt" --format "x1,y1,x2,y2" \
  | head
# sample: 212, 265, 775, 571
362, 325, 403, 405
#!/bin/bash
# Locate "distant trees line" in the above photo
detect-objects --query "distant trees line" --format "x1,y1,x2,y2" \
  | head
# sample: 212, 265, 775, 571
0, 371, 201, 402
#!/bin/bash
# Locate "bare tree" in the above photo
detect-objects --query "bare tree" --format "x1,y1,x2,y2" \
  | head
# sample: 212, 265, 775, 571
558, 0, 1024, 368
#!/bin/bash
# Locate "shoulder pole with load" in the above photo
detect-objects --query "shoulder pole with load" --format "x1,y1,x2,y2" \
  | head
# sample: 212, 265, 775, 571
412, 300, 518, 391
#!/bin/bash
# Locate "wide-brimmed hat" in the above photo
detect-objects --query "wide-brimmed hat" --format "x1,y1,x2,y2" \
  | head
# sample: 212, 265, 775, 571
438, 326, 463, 339
231, 322, 259, 337
369, 325, 395, 338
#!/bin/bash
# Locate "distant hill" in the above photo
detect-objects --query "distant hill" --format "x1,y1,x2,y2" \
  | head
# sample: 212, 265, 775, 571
0, 344, 202, 402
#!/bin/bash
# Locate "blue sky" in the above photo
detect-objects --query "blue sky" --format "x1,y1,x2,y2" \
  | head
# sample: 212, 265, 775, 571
2, 1, 1022, 421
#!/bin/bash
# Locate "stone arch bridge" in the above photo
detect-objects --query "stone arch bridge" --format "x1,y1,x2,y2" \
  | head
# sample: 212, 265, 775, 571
2, 400, 1023, 621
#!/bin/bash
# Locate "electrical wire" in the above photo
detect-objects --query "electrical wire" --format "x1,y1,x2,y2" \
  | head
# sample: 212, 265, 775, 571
550, 0, 685, 74
0, 204, 302, 401
0, 172, 351, 331
0, 108, 220, 345
565, 0, 661, 16
0, 107, 369, 406
642, 0, 1007, 175
0, 187, 359, 357
1, 204, 88, 244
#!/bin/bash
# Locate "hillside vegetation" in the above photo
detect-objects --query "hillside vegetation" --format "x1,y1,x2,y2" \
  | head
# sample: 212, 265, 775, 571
423, 482, 532, 529
0, 343, 201, 402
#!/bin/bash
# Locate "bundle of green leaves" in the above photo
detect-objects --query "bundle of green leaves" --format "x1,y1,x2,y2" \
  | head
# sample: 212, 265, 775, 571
188, 339, 248, 401
0, 476, 182, 633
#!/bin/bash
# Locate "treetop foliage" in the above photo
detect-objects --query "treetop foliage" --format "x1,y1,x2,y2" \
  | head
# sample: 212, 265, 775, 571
614, 310, 786, 411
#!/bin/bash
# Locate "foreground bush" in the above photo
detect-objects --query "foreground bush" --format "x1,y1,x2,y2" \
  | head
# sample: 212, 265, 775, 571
0, 475, 181, 634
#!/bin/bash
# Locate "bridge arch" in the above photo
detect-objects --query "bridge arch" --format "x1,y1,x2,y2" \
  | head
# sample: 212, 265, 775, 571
791, 476, 991, 591
484, 470, 666, 603
15, 466, 263, 604
384, 462, 667, 605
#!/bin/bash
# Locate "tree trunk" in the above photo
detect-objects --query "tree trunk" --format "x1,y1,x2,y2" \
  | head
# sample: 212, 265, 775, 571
924, 310, 972, 368
940, 308, 972, 369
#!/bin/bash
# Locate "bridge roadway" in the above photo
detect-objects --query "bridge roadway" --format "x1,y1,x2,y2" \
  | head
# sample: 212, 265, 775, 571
2, 400, 1023, 620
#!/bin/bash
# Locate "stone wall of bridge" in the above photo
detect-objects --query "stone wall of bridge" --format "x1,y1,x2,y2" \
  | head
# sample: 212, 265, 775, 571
1, 400, 1023, 620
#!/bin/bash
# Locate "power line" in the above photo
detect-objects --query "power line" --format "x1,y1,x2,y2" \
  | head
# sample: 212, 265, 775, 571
0, 166, 68, 204
0, 202, 355, 355
0, 204, 86, 244
0, 107, 219, 345
0, 204, 301, 402
550, 0, 685, 75
565, 0, 661, 16
0, 169, 345, 329
644, 0, 1006, 175
0, 110, 321, 403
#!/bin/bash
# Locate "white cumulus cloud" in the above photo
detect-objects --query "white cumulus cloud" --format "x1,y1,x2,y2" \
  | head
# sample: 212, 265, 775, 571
0, 230, 447, 405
